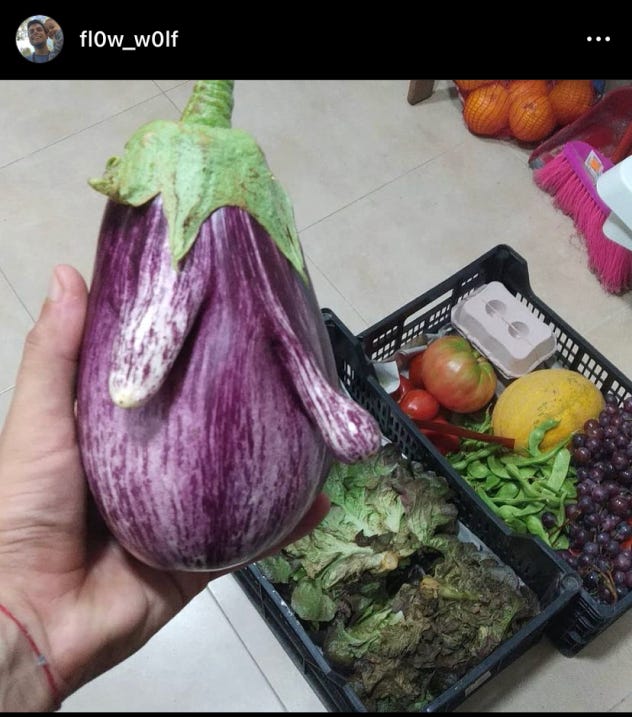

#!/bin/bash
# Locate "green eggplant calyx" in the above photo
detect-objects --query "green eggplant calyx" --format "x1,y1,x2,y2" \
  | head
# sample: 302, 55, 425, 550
88, 80, 307, 283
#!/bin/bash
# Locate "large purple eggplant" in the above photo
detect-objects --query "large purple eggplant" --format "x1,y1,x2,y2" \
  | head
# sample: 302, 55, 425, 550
76, 80, 381, 570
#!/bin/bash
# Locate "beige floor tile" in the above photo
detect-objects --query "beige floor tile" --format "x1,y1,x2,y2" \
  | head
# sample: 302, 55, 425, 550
59, 588, 285, 712
583, 301, 632, 379
305, 257, 367, 334
300, 133, 630, 338
0, 272, 32, 391
610, 692, 632, 711
0, 93, 179, 318
297, 135, 577, 330
458, 608, 632, 712
209, 574, 327, 712
0, 81, 161, 167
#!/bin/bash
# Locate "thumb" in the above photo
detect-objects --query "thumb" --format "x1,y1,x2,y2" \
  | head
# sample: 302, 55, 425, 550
2, 265, 88, 453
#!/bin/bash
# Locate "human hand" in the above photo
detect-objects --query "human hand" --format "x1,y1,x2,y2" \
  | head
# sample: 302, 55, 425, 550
0, 264, 330, 708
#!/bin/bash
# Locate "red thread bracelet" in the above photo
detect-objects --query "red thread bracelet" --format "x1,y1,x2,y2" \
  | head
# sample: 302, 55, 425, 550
0, 603, 61, 710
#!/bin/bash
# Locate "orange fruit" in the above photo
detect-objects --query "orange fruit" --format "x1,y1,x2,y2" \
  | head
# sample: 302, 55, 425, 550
508, 93, 557, 142
507, 80, 548, 103
454, 80, 496, 92
549, 80, 595, 125
462, 83, 511, 136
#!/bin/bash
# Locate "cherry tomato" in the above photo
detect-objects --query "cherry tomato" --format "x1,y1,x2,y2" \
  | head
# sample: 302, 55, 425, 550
389, 375, 413, 402
407, 352, 426, 388
399, 389, 440, 422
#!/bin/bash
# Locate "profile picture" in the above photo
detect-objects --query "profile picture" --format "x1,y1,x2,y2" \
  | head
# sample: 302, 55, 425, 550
16, 15, 64, 63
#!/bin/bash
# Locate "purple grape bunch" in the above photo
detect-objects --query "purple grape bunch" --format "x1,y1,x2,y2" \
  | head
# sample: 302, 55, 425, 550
556, 393, 632, 604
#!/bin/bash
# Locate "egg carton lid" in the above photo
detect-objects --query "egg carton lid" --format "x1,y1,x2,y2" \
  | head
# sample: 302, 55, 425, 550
451, 281, 557, 379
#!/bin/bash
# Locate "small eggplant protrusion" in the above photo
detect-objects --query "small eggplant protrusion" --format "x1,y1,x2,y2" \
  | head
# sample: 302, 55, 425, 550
108, 198, 210, 409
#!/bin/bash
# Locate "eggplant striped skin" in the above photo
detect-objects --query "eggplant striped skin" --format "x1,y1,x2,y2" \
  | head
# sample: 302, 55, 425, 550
77, 198, 380, 570
107, 204, 210, 408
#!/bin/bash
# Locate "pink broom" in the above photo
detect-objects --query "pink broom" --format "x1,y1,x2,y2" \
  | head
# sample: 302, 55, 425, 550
533, 136, 632, 294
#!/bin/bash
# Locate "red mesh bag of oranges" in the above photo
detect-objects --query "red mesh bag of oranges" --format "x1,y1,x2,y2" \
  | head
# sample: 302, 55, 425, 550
454, 80, 602, 144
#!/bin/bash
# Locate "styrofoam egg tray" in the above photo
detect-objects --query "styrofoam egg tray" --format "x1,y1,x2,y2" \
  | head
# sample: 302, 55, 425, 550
451, 281, 557, 378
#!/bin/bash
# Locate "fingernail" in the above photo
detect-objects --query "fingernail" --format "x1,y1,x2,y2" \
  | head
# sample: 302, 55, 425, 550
47, 268, 64, 302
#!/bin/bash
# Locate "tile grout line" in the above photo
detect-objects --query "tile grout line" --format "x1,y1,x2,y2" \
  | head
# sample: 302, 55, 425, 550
0, 89, 167, 171
160, 79, 192, 115
609, 691, 632, 711
0, 81, 183, 328
297, 141, 467, 327
296, 140, 467, 235
303, 247, 370, 328
205, 583, 290, 712
0, 265, 36, 323
0, 81, 190, 172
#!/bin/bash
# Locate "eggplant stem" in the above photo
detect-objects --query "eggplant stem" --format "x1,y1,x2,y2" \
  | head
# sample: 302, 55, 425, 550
180, 80, 234, 128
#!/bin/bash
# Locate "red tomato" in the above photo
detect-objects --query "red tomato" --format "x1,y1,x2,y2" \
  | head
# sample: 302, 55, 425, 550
408, 352, 426, 388
389, 375, 413, 402
418, 415, 460, 455
399, 389, 440, 421
420, 335, 497, 413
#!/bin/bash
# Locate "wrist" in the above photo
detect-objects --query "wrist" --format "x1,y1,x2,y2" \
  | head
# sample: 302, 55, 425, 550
0, 602, 62, 711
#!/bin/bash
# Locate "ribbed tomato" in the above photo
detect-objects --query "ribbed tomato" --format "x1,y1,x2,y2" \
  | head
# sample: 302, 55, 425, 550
420, 335, 497, 413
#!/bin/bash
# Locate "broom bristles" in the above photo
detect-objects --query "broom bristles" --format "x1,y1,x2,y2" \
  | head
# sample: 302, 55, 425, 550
534, 153, 632, 294
534, 153, 579, 197
585, 223, 632, 293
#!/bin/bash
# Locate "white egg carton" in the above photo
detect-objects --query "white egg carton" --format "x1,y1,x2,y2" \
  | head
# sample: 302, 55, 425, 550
450, 281, 557, 378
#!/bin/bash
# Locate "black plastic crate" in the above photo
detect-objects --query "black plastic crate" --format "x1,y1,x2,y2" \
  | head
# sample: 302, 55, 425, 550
235, 299, 581, 712
355, 243, 632, 656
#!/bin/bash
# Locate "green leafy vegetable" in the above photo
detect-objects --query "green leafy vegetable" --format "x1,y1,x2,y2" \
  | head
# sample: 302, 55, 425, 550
259, 445, 540, 710
324, 538, 538, 712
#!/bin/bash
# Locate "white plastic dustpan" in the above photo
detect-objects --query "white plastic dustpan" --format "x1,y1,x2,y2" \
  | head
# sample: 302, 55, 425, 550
596, 155, 632, 251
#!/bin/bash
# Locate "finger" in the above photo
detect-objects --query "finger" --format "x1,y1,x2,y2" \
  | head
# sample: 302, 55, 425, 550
2, 265, 88, 453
